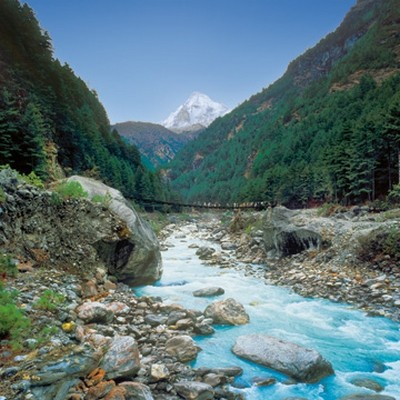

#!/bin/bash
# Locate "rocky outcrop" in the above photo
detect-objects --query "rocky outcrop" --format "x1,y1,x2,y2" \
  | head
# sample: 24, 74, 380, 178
204, 298, 249, 326
0, 170, 161, 286
263, 206, 321, 257
232, 334, 334, 383
68, 176, 162, 286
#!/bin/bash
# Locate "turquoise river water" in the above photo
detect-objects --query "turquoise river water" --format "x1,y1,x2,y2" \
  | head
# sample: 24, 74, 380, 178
136, 221, 400, 400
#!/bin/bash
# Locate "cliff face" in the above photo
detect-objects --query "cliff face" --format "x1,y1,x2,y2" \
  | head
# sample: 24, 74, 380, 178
286, 0, 378, 88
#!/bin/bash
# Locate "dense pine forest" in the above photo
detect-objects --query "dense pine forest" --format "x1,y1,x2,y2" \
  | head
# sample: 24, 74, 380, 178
0, 0, 166, 201
168, 0, 400, 207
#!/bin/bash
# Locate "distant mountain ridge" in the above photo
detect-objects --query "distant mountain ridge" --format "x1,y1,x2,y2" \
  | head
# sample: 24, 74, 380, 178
114, 92, 227, 168
112, 121, 191, 169
168, 0, 400, 206
162, 92, 230, 133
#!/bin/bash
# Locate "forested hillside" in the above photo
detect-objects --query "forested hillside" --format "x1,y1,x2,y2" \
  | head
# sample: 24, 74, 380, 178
0, 0, 165, 201
168, 0, 400, 207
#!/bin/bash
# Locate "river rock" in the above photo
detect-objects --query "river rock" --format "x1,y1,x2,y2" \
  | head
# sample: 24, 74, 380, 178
350, 378, 384, 392
232, 334, 334, 383
204, 298, 249, 325
195, 367, 243, 378
29, 346, 101, 400
196, 247, 216, 260
193, 287, 225, 297
68, 176, 162, 286
150, 363, 170, 381
339, 395, 396, 400
193, 321, 215, 335
100, 335, 140, 379
174, 381, 214, 400
165, 335, 200, 362
85, 380, 116, 399
263, 206, 321, 257
76, 301, 114, 324
119, 382, 154, 400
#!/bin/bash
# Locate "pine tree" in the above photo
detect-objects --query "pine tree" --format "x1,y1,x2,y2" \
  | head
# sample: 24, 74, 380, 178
0, 89, 19, 165
18, 101, 48, 177
383, 94, 400, 186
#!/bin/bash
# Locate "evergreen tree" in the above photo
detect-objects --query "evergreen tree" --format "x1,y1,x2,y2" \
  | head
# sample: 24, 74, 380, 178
383, 94, 400, 186
18, 101, 48, 178
0, 89, 19, 165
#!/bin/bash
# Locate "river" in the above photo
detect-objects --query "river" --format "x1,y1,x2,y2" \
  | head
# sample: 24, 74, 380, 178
136, 219, 400, 400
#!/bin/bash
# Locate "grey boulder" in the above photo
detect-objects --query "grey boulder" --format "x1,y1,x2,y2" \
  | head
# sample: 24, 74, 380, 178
192, 287, 225, 297
263, 206, 321, 257
174, 381, 214, 400
232, 334, 333, 383
204, 298, 249, 325
68, 176, 162, 286
165, 335, 200, 362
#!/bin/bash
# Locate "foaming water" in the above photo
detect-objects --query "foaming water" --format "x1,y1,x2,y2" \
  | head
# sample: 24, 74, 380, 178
136, 223, 400, 400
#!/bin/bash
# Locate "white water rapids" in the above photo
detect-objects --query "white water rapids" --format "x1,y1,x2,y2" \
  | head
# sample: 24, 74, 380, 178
136, 220, 400, 400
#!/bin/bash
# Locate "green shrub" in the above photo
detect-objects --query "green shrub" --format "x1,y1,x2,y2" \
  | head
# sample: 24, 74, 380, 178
0, 287, 30, 349
50, 191, 62, 206
388, 184, 400, 204
369, 199, 392, 212
53, 180, 88, 200
91, 192, 112, 207
145, 211, 169, 235
383, 226, 400, 259
33, 289, 65, 311
358, 225, 400, 261
18, 171, 45, 189
0, 253, 17, 277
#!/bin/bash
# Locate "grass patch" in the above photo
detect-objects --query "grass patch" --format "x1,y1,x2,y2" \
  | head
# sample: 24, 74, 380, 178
33, 289, 65, 311
0, 253, 17, 278
0, 287, 31, 350
91, 192, 112, 207
52, 180, 88, 200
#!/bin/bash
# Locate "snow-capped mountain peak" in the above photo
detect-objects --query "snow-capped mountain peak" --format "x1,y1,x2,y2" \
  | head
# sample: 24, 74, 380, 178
162, 92, 230, 133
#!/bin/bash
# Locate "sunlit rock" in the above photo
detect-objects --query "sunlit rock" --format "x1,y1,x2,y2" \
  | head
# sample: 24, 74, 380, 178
204, 298, 249, 325
232, 334, 333, 383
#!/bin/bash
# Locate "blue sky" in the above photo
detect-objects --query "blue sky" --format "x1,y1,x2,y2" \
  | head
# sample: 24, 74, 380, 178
24, 0, 355, 124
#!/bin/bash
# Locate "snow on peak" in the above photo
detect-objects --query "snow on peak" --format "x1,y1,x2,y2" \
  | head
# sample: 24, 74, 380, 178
162, 92, 230, 133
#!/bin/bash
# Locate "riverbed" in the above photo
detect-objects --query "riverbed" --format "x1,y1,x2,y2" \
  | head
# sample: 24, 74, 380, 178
136, 219, 400, 400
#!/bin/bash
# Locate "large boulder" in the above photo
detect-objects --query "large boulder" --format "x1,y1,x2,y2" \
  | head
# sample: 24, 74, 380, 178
232, 334, 333, 383
76, 301, 114, 324
68, 176, 162, 286
165, 335, 200, 362
263, 206, 321, 257
118, 382, 154, 400
100, 336, 141, 380
204, 298, 249, 325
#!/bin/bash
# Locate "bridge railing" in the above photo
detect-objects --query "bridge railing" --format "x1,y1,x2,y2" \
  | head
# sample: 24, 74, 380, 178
134, 197, 273, 211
